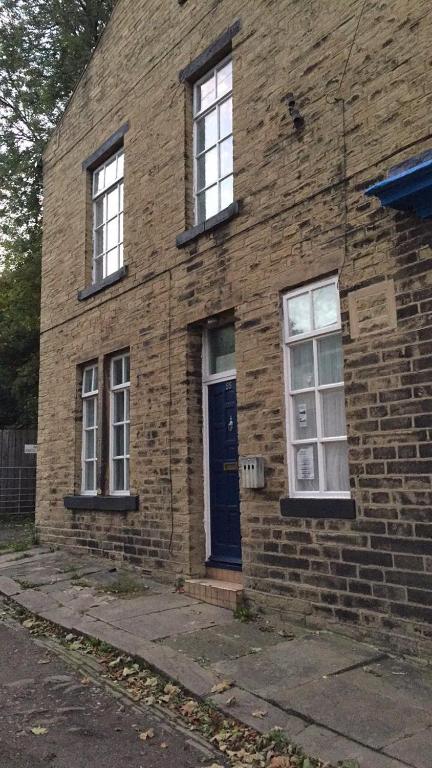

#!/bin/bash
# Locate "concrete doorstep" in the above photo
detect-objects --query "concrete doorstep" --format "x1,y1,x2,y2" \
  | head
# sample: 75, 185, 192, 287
0, 548, 431, 768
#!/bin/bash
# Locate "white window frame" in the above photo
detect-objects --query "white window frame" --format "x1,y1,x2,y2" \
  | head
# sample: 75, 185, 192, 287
81, 364, 98, 496
109, 353, 130, 496
282, 276, 350, 500
193, 55, 233, 225
92, 149, 124, 283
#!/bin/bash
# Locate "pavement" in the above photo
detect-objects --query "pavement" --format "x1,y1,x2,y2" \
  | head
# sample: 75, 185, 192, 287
0, 548, 431, 768
0, 603, 221, 768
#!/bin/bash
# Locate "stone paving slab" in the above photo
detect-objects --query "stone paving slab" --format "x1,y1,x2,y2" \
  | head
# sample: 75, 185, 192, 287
88, 592, 199, 622
160, 620, 283, 664
349, 656, 432, 715
298, 725, 408, 768
109, 603, 233, 640
210, 686, 307, 737
70, 617, 222, 698
268, 669, 432, 750
386, 727, 432, 768
0, 576, 22, 597
15, 588, 59, 615
212, 632, 382, 695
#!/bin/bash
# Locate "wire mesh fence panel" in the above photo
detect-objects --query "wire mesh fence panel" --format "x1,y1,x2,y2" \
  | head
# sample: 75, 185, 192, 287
0, 466, 36, 516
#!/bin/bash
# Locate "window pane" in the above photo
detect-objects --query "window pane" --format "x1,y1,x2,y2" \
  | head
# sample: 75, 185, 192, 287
113, 357, 124, 386
95, 197, 104, 227
219, 97, 232, 139
119, 242, 124, 268
197, 185, 218, 223
125, 458, 130, 490
290, 341, 314, 390
114, 424, 124, 457
84, 398, 96, 428
217, 60, 232, 98
119, 181, 124, 211
287, 293, 310, 336
85, 429, 95, 459
324, 442, 349, 492
292, 392, 316, 440
209, 324, 235, 374
125, 388, 130, 420
95, 226, 104, 256
83, 368, 94, 394
105, 156, 117, 187
197, 72, 215, 112
93, 168, 104, 195
85, 461, 95, 492
318, 334, 343, 385
220, 175, 233, 210
117, 151, 124, 178
113, 393, 124, 424
313, 283, 338, 329
93, 367, 98, 391
124, 355, 130, 383
119, 212, 123, 243
321, 388, 346, 437
106, 247, 119, 276
197, 147, 218, 190
125, 423, 130, 455
107, 218, 119, 250
196, 110, 218, 153
294, 443, 319, 493
107, 187, 119, 219
113, 459, 124, 491
220, 136, 233, 177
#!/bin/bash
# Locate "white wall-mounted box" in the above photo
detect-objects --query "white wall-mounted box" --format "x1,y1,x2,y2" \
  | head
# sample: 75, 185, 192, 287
239, 456, 265, 489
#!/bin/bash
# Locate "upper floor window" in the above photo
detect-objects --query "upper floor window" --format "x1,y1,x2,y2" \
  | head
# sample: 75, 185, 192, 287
81, 364, 98, 494
92, 149, 124, 283
193, 57, 233, 224
283, 277, 350, 499
110, 353, 130, 495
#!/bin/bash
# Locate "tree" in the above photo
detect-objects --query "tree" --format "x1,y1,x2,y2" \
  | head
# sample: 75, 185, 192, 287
0, 0, 114, 427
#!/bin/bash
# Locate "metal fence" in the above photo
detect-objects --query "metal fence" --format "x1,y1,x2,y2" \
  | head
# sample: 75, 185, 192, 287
0, 466, 36, 516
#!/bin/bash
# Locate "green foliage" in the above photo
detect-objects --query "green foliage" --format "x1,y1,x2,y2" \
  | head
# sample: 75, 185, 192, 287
0, 0, 114, 426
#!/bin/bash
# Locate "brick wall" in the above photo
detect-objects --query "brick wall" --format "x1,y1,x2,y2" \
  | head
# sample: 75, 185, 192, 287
39, 0, 432, 656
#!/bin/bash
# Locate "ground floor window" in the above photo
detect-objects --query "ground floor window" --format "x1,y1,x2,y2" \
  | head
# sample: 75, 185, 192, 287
81, 364, 98, 494
282, 277, 350, 498
110, 353, 130, 494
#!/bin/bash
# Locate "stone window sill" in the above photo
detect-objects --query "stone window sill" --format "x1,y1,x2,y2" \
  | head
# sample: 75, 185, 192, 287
176, 201, 240, 248
77, 265, 128, 301
64, 494, 139, 512
280, 498, 356, 519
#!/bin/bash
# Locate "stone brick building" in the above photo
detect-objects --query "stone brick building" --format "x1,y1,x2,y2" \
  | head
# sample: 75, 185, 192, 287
38, 0, 432, 657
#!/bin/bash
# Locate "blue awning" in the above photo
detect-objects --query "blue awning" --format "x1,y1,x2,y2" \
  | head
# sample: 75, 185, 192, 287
365, 150, 432, 218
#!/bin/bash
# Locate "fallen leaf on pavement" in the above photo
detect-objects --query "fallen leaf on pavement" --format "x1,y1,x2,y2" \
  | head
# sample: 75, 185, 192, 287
139, 728, 154, 741
211, 680, 232, 694
160, 742, 168, 749
23, 619, 36, 629
252, 710, 267, 718
268, 757, 292, 768
180, 700, 198, 717
225, 695, 237, 706
30, 727, 48, 736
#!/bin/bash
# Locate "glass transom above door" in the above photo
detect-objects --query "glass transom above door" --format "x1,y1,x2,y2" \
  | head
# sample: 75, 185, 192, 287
208, 324, 235, 374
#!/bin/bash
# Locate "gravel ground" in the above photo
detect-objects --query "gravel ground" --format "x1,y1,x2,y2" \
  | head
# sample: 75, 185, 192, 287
0, 604, 221, 768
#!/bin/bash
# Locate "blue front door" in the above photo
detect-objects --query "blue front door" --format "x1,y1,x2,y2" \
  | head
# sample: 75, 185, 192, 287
208, 379, 241, 568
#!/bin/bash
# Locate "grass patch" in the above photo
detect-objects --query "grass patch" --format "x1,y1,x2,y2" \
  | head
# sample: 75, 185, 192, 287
96, 571, 149, 597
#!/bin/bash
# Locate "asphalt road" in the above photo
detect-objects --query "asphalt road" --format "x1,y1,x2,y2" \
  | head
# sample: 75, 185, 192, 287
0, 608, 219, 768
